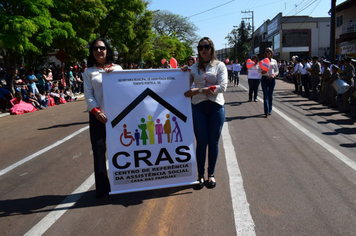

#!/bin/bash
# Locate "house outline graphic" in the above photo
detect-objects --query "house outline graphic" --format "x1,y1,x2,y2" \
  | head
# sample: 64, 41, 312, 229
111, 88, 187, 128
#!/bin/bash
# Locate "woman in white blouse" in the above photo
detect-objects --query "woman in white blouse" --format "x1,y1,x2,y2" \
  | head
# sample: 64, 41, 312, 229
83, 38, 123, 199
260, 47, 279, 117
183, 37, 227, 189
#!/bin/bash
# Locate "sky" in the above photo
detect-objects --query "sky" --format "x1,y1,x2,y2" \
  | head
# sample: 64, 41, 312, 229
147, 0, 347, 51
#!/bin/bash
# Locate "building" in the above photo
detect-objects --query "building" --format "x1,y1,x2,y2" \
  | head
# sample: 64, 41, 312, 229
216, 47, 231, 63
335, 0, 356, 59
252, 13, 330, 61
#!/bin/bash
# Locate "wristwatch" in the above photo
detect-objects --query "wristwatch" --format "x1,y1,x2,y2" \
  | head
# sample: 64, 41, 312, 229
199, 88, 203, 93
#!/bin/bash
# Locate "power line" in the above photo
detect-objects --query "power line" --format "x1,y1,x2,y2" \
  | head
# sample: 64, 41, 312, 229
188, 0, 235, 18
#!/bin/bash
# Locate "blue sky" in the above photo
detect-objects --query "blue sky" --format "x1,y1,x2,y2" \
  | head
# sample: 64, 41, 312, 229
148, 0, 347, 51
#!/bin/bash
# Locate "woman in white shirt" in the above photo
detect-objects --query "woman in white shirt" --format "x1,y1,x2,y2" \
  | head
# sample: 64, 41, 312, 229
247, 55, 262, 102
183, 37, 227, 189
260, 47, 279, 117
84, 38, 123, 199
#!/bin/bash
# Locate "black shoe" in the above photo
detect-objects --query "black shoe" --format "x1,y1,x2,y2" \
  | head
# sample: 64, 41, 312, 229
248, 99, 252, 102
197, 175, 204, 189
207, 175, 216, 188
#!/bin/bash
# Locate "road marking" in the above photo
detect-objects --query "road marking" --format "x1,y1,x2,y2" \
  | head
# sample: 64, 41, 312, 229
0, 126, 89, 176
24, 173, 95, 236
222, 123, 256, 236
239, 82, 356, 171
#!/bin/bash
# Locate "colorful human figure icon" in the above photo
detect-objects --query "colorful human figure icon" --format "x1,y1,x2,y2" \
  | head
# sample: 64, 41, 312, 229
120, 124, 135, 146
171, 116, 183, 142
138, 118, 148, 145
155, 119, 163, 144
134, 129, 140, 146
147, 115, 155, 145
163, 114, 172, 143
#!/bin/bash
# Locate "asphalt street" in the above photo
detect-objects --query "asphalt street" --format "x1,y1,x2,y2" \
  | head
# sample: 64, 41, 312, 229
0, 74, 355, 236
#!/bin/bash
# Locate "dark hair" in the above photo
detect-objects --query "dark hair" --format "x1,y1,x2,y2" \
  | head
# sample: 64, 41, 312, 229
197, 37, 218, 73
87, 38, 114, 67
251, 54, 259, 62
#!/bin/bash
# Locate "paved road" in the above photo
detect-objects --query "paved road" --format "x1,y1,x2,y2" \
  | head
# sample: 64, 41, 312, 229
1, 75, 355, 236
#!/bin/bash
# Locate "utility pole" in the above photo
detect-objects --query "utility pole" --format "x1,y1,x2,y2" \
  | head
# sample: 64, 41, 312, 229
329, 0, 336, 61
241, 10, 254, 55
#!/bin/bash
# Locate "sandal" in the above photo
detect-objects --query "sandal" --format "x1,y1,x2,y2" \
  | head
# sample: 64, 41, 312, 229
207, 175, 216, 188
197, 175, 205, 189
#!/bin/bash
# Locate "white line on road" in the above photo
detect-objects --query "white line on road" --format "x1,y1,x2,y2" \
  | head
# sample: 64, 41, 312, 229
239, 83, 356, 171
24, 173, 95, 236
222, 122, 256, 236
0, 126, 89, 176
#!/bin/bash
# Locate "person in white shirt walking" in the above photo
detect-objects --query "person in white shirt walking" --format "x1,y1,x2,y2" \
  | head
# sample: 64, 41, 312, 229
232, 59, 241, 86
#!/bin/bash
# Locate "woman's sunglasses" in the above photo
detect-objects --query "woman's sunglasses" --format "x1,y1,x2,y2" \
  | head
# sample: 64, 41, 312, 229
93, 46, 106, 51
197, 45, 212, 51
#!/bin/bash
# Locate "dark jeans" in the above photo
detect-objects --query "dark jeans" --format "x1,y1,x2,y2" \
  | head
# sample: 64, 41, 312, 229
301, 74, 310, 97
192, 101, 225, 176
89, 113, 110, 195
261, 76, 276, 115
248, 79, 261, 100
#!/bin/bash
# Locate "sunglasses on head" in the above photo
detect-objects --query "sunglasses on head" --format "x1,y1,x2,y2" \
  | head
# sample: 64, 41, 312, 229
197, 44, 212, 51
93, 46, 106, 51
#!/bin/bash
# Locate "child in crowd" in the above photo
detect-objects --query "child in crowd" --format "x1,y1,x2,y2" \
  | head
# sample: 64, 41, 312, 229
9, 91, 36, 115
59, 89, 67, 104
65, 88, 77, 101
24, 91, 43, 110
50, 88, 60, 105
46, 91, 56, 107
36, 92, 48, 108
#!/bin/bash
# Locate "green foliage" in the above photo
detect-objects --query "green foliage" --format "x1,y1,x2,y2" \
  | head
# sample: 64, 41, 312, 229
0, 0, 198, 70
225, 21, 251, 61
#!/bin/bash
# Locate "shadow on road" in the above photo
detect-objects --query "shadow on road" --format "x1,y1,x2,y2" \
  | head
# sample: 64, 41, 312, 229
38, 121, 89, 130
0, 185, 193, 217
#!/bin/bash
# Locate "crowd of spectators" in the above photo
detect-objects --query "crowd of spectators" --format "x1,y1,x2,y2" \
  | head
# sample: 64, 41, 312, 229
0, 62, 84, 115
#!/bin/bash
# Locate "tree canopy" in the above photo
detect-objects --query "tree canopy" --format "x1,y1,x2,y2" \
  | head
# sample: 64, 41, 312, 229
225, 20, 250, 61
0, 0, 198, 73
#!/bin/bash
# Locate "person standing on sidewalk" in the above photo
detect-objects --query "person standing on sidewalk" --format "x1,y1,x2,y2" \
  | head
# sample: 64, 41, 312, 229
309, 56, 321, 101
83, 38, 123, 199
260, 47, 279, 117
183, 37, 227, 189
300, 57, 311, 98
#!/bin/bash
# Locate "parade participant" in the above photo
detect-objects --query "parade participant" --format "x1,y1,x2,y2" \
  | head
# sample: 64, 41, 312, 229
309, 56, 321, 101
183, 37, 227, 189
247, 55, 261, 102
226, 61, 233, 83
83, 38, 123, 199
260, 47, 279, 117
320, 60, 332, 104
300, 57, 311, 98
341, 57, 355, 112
329, 65, 340, 108
232, 59, 241, 86
187, 56, 195, 68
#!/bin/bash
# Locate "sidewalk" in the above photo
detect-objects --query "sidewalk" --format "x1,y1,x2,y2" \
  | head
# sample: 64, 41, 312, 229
0, 94, 85, 118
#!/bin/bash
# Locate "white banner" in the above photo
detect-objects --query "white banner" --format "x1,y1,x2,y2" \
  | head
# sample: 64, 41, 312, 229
102, 69, 197, 194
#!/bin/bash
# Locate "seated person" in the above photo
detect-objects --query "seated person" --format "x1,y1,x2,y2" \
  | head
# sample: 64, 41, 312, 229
0, 84, 13, 112
9, 91, 36, 115
24, 91, 43, 110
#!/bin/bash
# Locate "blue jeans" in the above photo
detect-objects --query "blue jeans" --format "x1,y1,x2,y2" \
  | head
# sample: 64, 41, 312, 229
192, 100, 225, 176
248, 79, 261, 100
261, 76, 276, 115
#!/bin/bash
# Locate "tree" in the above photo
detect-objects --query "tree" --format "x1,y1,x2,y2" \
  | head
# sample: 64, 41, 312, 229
152, 10, 198, 47
95, 0, 154, 67
49, 0, 107, 66
0, 0, 75, 93
225, 21, 250, 61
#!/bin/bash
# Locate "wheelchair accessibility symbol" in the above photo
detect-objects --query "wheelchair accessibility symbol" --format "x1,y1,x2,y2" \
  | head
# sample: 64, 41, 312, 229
120, 124, 135, 147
